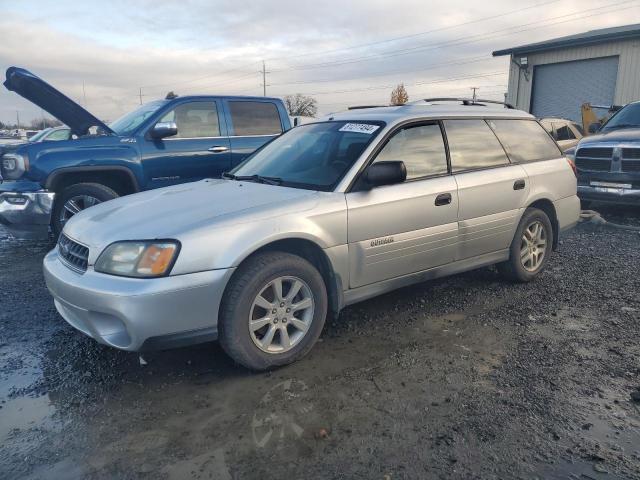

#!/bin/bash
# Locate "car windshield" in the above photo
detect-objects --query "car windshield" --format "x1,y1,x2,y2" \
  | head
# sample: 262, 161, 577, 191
230, 121, 385, 191
109, 100, 167, 135
602, 103, 640, 131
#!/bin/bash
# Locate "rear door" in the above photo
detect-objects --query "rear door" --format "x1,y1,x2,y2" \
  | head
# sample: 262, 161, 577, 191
346, 122, 458, 288
139, 99, 231, 188
223, 99, 285, 167
444, 119, 530, 260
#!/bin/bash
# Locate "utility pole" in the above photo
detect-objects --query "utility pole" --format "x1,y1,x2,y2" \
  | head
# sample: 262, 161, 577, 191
260, 61, 270, 97
16, 111, 20, 129
82, 81, 87, 106
139, 87, 143, 105
470, 87, 478, 102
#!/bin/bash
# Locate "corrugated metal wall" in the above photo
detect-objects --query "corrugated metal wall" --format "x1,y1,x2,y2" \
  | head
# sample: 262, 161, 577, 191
506, 38, 640, 113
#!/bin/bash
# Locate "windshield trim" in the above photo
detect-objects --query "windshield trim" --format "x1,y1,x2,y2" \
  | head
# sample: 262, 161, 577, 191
228, 120, 386, 192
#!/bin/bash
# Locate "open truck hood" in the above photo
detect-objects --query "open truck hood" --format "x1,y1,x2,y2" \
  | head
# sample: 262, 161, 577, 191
3, 67, 115, 136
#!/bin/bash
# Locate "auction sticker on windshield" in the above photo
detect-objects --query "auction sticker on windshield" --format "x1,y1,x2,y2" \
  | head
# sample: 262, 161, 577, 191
339, 123, 380, 134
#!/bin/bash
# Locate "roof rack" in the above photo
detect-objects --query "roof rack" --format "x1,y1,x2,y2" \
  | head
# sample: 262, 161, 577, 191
347, 105, 389, 110
422, 98, 515, 109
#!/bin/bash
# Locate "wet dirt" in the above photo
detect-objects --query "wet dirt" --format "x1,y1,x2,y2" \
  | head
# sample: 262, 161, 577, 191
1, 205, 639, 479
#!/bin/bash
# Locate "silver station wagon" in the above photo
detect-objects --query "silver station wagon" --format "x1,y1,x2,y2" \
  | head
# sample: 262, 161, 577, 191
44, 99, 580, 370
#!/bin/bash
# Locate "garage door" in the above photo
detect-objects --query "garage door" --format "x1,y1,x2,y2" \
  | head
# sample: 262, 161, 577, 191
530, 56, 619, 123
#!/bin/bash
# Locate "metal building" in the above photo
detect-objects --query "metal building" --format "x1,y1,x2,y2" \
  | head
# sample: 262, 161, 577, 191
493, 24, 640, 122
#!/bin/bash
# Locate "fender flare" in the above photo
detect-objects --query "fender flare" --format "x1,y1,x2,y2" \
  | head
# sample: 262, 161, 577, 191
45, 165, 141, 192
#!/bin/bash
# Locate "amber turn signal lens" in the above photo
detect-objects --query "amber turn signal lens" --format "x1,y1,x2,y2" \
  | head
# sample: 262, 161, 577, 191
137, 244, 177, 275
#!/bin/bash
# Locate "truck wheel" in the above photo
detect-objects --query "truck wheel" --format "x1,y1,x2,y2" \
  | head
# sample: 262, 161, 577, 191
218, 251, 328, 371
52, 183, 119, 237
497, 207, 553, 283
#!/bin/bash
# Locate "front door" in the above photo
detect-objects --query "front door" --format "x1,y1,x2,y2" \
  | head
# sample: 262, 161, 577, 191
346, 122, 459, 289
140, 100, 231, 189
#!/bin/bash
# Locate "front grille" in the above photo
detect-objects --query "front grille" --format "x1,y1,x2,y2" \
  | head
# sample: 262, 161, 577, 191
58, 234, 89, 273
577, 147, 614, 159
622, 148, 640, 159
622, 161, 640, 172
575, 147, 613, 172
575, 158, 611, 172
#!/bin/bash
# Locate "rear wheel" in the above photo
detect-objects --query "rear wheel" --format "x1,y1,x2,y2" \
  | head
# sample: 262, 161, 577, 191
498, 207, 553, 282
52, 183, 119, 237
218, 251, 327, 370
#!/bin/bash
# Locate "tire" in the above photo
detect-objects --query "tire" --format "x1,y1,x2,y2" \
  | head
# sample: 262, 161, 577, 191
497, 207, 553, 283
218, 251, 328, 371
52, 183, 119, 237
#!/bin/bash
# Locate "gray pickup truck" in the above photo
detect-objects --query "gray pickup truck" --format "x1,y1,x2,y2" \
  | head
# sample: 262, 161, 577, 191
568, 100, 640, 207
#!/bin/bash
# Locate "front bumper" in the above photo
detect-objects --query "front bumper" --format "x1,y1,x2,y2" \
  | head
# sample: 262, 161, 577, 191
43, 249, 235, 351
0, 181, 54, 239
578, 184, 640, 206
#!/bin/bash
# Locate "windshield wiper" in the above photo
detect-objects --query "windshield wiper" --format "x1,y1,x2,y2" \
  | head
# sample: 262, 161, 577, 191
222, 172, 282, 185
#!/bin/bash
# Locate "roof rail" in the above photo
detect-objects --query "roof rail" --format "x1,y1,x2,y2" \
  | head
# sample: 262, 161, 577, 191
422, 98, 515, 109
347, 105, 389, 110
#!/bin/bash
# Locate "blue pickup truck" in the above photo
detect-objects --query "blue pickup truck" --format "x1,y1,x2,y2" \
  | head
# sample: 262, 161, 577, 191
0, 67, 291, 238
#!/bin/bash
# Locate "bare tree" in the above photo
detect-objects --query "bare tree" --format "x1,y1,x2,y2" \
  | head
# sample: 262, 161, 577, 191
284, 94, 318, 117
390, 84, 409, 105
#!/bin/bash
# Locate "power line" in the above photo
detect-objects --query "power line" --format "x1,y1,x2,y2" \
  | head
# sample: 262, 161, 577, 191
269, 0, 638, 72
266, 0, 561, 63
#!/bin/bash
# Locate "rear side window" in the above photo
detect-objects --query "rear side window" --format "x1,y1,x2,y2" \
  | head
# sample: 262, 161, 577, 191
374, 124, 448, 179
552, 123, 576, 141
229, 101, 282, 136
489, 119, 561, 163
444, 120, 509, 172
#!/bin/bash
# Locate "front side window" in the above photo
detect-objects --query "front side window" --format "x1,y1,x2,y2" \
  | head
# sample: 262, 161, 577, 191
489, 119, 561, 163
444, 120, 509, 172
160, 102, 220, 138
46, 129, 71, 141
231, 121, 383, 190
374, 123, 448, 179
229, 101, 282, 136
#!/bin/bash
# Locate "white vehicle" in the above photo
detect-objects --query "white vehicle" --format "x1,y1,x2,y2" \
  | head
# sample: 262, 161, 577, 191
44, 99, 580, 370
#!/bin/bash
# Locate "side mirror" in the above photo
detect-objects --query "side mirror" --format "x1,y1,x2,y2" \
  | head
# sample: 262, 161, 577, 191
363, 161, 407, 188
151, 121, 178, 139
588, 121, 602, 134
293, 117, 300, 127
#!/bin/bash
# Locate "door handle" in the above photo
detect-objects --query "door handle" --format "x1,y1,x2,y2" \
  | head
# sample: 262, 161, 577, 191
208, 146, 229, 153
513, 179, 526, 190
435, 193, 452, 206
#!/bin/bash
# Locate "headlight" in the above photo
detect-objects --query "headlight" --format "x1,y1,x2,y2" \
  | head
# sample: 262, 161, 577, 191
95, 241, 180, 278
1, 153, 29, 180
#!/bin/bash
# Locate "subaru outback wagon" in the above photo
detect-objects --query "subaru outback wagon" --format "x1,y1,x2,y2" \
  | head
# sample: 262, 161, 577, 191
44, 99, 580, 370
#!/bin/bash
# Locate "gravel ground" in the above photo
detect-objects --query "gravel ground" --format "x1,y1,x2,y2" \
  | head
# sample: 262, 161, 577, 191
1, 205, 639, 479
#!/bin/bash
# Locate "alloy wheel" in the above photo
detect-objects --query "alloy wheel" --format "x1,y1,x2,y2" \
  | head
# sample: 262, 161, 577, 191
59, 195, 102, 227
249, 276, 315, 354
520, 220, 547, 272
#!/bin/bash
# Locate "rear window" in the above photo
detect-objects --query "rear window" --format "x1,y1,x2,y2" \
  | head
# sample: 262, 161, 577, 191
229, 101, 282, 136
488, 119, 561, 163
444, 120, 509, 172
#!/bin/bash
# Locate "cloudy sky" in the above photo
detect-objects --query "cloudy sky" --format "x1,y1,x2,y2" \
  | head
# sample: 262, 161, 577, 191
1, 0, 639, 126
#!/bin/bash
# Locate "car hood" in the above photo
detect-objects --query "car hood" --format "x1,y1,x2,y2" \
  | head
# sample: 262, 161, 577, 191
3, 67, 114, 137
579, 128, 640, 146
63, 179, 318, 249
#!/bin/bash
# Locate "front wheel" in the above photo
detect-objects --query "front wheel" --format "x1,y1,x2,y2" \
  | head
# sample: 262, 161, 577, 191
52, 183, 119, 237
218, 252, 328, 370
497, 207, 553, 282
